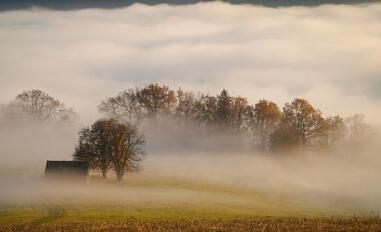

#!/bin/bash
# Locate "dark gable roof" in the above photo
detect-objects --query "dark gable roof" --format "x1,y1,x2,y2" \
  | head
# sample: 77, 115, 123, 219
46, 160, 89, 169
45, 160, 89, 181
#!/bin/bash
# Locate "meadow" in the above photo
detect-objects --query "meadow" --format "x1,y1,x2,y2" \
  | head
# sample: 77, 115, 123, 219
1, 175, 380, 231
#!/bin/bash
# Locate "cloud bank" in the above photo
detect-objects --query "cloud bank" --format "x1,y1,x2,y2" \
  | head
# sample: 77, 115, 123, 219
0, 2, 380, 124
0, 0, 379, 11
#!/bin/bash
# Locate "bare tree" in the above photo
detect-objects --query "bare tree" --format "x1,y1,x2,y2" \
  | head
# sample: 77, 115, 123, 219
231, 96, 253, 132
175, 88, 198, 122
319, 116, 347, 148
345, 114, 370, 145
193, 94, 218, 125
99, 89, 142, 124
6, 89, 76, 123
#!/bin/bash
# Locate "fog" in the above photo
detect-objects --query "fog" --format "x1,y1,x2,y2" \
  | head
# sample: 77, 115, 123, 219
0, 115, 380, 214
1, 2, 381, 124
141, 119, 381, 211
0, 120, 79, 174
1, 1, 381, 215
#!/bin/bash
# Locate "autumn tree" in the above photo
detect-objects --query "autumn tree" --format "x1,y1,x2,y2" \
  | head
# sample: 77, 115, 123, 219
283, 98, 324, 146
73, 119, 145, 182
6, 89, 76, 123
108, 120, 145, 182
252, 99, 282, 150
73, 120, 114, 178
99, 89, 142, 124
136, 84, 177, 117
270, 123, 299, 151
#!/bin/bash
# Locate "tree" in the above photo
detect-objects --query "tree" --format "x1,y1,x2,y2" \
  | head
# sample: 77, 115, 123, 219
6, 89, 76, 123
175, 88, 196, 121
136, 84, 177, 117
270, 122, 299, 151
73, 120, 114, 178
320, 116, 347, 148
283, 98, 323, 146
216, 89, 233, 126
99, 89, 142, 124
231, 97, 253, 132
108, 121, 145, 182
193, 94, 218, 125
345, 114, 370, 144
252, 99, 282, 150
73, 119, 145, 182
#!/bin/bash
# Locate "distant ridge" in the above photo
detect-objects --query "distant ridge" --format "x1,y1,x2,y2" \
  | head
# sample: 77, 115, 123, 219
0, 0, 379, 11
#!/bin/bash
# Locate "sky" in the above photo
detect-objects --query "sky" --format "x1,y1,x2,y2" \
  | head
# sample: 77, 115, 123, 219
0, 1, 380, 124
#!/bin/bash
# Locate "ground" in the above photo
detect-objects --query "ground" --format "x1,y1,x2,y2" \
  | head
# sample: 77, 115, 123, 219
0, 175, 379, 231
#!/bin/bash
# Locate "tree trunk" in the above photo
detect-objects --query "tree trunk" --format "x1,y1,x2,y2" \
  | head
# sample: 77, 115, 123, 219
302, 135, 306, 146
101, 169, 107, 179
116, 172, 124, 183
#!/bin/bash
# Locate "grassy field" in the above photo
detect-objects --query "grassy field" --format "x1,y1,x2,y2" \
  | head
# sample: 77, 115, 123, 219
0, 175, 379, 231
1, 217, 381, 232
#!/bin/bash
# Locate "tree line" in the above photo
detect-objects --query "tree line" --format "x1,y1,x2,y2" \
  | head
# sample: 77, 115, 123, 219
0, 87, 371, 181
99, 83, 370, 151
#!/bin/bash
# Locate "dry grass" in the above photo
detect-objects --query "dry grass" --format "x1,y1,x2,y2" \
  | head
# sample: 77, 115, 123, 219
1, 177, 378, 231
1, 217, 380, 232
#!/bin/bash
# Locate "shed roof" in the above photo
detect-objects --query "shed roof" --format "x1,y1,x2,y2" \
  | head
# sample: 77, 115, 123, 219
45, 160, 89, 169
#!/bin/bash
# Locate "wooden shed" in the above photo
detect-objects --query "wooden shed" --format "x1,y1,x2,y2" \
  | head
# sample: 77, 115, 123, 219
45, 160, 89, 183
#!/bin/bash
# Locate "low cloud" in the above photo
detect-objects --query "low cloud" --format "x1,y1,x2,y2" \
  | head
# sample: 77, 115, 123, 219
0, 2, 380, 124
